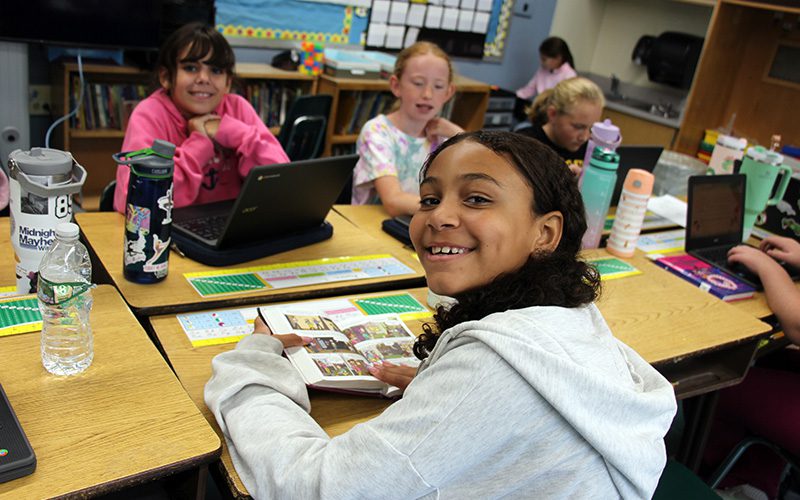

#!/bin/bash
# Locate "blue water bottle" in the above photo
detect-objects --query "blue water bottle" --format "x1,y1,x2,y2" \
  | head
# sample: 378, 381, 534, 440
113, 140, 176, 284
580, 147, 619, 249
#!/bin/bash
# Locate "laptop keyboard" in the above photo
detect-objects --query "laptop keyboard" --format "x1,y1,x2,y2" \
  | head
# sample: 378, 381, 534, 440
177, 214, 227, 241
695, 246, 732, 264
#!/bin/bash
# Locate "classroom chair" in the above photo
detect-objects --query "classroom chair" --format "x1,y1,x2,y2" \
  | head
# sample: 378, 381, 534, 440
707, 436, 800, 490
98, 180, 116, 212
277, 94, 332, 161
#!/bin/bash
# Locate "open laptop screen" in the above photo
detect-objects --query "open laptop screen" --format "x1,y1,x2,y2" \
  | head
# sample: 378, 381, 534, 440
686, 174, 746, 250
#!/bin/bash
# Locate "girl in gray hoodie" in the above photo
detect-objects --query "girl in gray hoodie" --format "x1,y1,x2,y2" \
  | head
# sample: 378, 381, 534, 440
205, 130, 677, 499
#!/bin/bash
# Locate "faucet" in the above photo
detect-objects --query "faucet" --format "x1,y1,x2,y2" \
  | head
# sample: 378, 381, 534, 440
610, 74, 621, 98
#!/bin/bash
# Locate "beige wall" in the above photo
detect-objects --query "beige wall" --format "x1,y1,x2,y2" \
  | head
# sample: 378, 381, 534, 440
552, 0, 713, 88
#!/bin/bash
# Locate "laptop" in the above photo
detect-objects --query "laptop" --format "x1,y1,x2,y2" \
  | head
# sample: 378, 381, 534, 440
172, 154, 358, 249
611, 146, 663, 206
685, 174, 800, 290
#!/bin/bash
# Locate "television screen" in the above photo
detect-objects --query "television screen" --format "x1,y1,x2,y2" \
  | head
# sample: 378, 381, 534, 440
0, 0, 213, 51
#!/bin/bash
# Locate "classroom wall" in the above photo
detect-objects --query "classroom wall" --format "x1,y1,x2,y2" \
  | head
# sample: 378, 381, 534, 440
551, 0, 713, 88
234, 0, 558, 93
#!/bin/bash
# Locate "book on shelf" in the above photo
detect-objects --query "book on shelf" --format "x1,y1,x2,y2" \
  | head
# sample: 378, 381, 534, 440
259, 306, 420, 397
651, 253, 756, 302
69, 80, 147, 132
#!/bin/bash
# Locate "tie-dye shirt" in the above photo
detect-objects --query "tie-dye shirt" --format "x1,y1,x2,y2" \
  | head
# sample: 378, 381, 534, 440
351, 114, 442, 205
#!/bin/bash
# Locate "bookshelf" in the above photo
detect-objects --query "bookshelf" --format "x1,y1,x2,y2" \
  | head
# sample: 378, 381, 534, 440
52, 62, 316, 210
316, 74, 491, 157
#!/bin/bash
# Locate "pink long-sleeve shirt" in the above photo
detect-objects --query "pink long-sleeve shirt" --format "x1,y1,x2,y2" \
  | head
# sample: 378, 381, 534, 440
113, 89, 289, 213
516, 62, 577, 100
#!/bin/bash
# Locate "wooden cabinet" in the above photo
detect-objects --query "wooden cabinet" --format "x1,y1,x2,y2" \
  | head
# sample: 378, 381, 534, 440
675, 0, 800, 155
316, 74, 490, 157
52, 63, 316, 210
602, 108, 678, 149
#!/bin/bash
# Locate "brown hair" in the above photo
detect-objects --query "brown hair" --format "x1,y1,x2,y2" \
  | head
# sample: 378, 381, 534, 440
393, 41, 453, 82
526, 76, 604, 126
156, 22, 236, 90
389, 41, 453, 112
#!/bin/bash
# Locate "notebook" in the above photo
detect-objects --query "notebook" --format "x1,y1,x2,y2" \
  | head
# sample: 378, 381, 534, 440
685, 174, 799, 290
611, 146, 663, 206
172, 155, 358, 249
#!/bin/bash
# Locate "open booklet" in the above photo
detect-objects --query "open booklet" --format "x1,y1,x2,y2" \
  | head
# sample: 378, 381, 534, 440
259, 307, 420, 398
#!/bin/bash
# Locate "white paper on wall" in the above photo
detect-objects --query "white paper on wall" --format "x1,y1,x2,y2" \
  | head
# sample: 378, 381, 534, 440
472, 11, 489, 33
476, 0, 492, 11
370, 0, 390, 24
389, 1, 410, 24
386, 25, 405, 49
457, 9, 474, 31
406, 4, 426, 27
425, 6, 443, 28
367, 23, 387, 47
404, 27, 419, 47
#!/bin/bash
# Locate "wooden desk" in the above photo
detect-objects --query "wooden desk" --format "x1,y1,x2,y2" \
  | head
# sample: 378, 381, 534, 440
148, 253, 770, 497
0, 285, 221, 498
333, 204, 416, 253
75, 211, 425, 316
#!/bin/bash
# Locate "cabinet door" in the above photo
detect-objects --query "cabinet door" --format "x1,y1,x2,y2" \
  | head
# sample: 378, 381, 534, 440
602, 109, 677, 149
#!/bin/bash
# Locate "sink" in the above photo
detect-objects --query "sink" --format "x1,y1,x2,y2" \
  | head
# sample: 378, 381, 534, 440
605, 94, 679, 119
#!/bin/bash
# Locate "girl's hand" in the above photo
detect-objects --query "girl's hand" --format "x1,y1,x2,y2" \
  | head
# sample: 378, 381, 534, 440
424, 117, 464, 142
760, 236, 800, 269
188, 114, 221, 138
253, 316, 310, 349
368, 361, 417, 391
728, 245, 781, 277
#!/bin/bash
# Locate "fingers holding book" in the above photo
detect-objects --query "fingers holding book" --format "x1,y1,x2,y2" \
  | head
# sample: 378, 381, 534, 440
254, 315, 311, 348
368, 362, 417, 392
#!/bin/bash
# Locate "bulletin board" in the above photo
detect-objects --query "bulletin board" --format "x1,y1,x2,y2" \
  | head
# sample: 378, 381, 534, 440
216, 0, 514, 60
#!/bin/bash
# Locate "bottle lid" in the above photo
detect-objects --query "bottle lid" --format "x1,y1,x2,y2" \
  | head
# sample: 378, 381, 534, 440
8, 148, 73, 175
745, 145, 783, 166
716, 134, 747, 150
622, 169, 654, 195
590, 147, 619, 171
591, 119, 621, 143
55, 222, 79, 239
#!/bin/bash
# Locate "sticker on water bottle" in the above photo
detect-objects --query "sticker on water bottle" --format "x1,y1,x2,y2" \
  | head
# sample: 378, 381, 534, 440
37, 276, 93, 306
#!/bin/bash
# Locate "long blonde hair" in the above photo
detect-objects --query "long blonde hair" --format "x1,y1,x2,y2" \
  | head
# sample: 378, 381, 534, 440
389, 42, 454, 112
526, 77, 605, 126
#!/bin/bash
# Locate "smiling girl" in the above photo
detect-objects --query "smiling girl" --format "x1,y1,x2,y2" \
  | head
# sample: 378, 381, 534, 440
205, 131, 676, 499
351, 41, 464, 217
113, 23, 289, 213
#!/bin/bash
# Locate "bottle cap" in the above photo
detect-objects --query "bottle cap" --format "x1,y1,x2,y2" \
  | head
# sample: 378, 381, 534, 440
590, 147, 619, 171
591, 119, 621, 144
55, 222, 79, 239
746, 145, 783, 166
716, 134, 747, 150
8, 148, 73, 175
622, 169, 654, 195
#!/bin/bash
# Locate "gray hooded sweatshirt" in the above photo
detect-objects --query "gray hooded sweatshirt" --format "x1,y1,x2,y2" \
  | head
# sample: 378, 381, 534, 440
205, 303, 677, 499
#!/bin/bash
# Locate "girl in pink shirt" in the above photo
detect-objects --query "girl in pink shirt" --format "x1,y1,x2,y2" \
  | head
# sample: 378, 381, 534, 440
113, 23, 289, 213
516, 37, 577, 100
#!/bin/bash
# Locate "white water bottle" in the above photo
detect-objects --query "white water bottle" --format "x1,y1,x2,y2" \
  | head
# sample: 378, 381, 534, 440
607, 169, 655, 258
38, 222, 94, 376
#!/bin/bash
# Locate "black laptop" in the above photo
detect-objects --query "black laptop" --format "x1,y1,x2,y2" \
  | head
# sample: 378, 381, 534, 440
686, 174, 800, 289
172, 155, 358, 250
0, 384, 36, 484
611, 146, 663, 206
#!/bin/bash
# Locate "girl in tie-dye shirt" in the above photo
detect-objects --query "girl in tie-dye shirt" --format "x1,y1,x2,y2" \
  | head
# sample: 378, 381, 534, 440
351, 42, 463, 216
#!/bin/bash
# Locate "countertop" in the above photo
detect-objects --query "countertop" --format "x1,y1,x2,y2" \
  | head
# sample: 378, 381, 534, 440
585, 73, 686, 129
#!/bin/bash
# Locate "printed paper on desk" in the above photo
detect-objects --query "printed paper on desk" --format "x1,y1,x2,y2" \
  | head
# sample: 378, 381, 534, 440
371, 0, 390, 24
389, 1, 409, 24
367, 23, 387, 47
404, 27, 419, 48
647, 195, 687, 228
386, 25, 405, 49
442, 8, 459, 30
458, 9, 474, 31
425, 6, 443, 28
472, 11, 490, 33
407, 4, 426, 27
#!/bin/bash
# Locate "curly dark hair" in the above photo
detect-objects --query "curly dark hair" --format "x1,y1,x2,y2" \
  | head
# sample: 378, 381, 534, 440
413, 130, 601, 360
